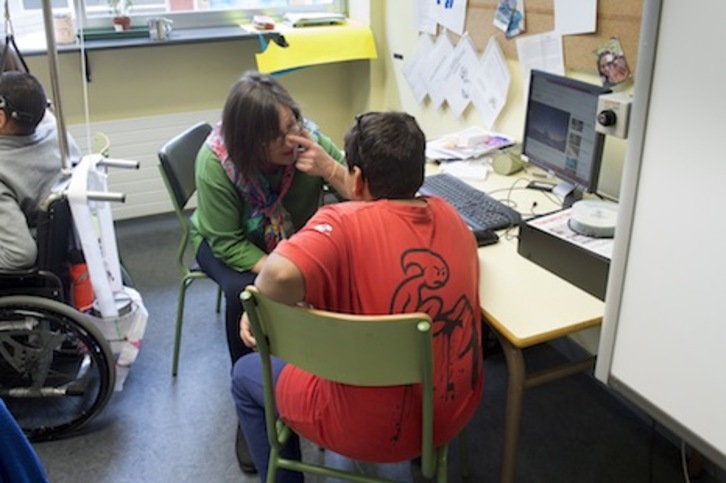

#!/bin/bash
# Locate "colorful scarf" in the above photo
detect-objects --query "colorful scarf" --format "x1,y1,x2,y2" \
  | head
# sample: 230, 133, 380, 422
207, 123, 295, 252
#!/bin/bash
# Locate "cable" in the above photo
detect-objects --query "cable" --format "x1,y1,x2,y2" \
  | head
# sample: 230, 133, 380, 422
505, 177, 531, 206
2, 0, 30, 73
529, 201, 538, 217
541, 190, 561, 206
76, 11, 94, 155
648, 418, 656, 483
681, 440, 693, 483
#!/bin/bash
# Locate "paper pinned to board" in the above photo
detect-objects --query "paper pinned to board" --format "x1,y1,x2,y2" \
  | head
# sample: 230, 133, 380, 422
254, 21, 377, 74
554, 0, 597, 35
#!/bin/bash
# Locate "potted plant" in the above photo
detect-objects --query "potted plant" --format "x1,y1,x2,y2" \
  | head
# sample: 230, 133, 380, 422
109, 0, 132, 31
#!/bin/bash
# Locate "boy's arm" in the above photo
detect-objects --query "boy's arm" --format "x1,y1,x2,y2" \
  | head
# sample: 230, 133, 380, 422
254, 253, 305, 305
0, 192, 37, 269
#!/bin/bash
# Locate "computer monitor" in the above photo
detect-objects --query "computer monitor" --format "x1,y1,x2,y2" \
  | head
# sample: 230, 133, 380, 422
521, 70, 609, 207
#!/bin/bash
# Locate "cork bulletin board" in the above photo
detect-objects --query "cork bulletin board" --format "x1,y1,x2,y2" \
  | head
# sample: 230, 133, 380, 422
459, 0, 644, 75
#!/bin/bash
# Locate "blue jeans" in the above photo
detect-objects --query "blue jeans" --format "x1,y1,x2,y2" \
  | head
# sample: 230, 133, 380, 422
231, 355, 413, 482
196, 239, 256, 364
231, 353, 303, 483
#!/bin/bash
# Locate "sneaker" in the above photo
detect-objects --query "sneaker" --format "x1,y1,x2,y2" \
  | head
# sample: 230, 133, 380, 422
236, 426, 257, 474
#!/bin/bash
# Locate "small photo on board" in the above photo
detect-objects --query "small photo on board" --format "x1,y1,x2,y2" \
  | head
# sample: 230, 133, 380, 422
594, 37, 632, 88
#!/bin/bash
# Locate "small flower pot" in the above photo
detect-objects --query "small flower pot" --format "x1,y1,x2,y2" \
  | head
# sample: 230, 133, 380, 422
112, 15, 131, 32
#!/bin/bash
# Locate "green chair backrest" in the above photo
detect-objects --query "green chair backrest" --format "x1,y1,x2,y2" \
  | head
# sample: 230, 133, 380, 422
240, 286, 439, 479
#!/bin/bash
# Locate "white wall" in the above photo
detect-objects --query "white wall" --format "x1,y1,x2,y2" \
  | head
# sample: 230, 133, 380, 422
596, 0, 726, 467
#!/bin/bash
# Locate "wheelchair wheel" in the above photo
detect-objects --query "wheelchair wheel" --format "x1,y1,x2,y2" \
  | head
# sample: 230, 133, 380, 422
0, 295, 115, 442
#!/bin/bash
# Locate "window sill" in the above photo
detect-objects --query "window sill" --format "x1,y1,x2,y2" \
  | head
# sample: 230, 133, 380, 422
22, 21, 376, 81
22, 25, 283, 56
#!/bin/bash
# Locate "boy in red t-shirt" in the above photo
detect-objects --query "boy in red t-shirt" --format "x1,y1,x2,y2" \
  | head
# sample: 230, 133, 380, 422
231, 112, 483, 482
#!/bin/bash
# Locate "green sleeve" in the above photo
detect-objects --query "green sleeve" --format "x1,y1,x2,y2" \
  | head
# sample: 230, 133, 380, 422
316, 131, 346, 167
191, 146, 265, 272
316, 131, 346, 200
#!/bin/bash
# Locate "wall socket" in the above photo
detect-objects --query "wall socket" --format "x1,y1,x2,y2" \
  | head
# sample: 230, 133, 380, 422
596, 92, 632, 139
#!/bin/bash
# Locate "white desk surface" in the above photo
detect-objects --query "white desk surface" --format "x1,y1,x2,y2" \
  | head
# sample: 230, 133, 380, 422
426, 161, 605, 349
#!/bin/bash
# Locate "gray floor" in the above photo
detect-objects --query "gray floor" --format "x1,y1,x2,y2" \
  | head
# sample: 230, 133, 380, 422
30, 213, 721, 482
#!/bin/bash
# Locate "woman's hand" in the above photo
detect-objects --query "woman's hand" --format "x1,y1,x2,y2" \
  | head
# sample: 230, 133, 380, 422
288, 133, 338, 180
288, 133, 351, 199
239, 313, 257, 350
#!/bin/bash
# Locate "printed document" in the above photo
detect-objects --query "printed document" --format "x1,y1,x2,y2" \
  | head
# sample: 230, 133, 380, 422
554, 0, 597, 35
470, 37, 510, 129
403, 34, 435, 104
433, 0, 468, 35
421, 34, 455, 109
430, 34, 479, 118
516, 31, 565, 98
414, 0, 437, 34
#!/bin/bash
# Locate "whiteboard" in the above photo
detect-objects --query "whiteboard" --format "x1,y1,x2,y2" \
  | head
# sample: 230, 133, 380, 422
595, 0, 726, 468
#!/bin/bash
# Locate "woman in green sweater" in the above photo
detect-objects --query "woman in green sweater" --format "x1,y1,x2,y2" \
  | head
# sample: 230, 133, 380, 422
191, 71, 349, 365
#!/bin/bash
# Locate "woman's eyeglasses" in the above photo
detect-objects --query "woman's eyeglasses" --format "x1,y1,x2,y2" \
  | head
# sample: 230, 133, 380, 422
274, 120, 304, 145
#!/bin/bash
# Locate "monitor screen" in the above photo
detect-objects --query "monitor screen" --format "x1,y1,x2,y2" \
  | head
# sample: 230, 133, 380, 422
521, 70, 609, 198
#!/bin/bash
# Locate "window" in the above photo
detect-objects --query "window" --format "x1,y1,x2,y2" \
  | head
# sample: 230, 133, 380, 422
11, 0, 345, 49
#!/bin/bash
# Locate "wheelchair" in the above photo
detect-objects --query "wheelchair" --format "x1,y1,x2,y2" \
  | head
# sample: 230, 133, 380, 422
0, 157, 137, 442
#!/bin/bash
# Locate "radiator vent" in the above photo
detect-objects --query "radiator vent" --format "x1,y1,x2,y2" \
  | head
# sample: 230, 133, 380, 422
68, 110, 221, 220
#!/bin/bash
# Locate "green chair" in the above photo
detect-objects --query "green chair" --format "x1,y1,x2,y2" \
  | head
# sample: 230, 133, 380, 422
240, 286, 470, 483
158, 122, 222, 376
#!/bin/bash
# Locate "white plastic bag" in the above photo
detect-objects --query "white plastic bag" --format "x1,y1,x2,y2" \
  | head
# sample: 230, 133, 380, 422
88, 286, 148, 391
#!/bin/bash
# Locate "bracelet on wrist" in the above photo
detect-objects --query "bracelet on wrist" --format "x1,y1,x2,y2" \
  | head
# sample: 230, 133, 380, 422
326, 162, 339, 182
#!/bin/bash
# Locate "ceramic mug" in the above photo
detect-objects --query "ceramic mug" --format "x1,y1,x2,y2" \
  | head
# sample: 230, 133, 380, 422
148, 18, 173, 41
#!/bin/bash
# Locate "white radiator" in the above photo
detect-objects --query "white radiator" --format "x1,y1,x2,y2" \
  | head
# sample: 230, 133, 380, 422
68, 110, 221, 220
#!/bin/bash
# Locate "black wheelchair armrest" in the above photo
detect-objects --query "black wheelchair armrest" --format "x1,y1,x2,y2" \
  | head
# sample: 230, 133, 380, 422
0, 269, 66, 301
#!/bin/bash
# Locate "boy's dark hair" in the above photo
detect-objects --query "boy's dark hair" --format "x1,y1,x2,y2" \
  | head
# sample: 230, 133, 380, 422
221, 70, 301, 177
344, 112, 425, 199
0, 72, 47, 135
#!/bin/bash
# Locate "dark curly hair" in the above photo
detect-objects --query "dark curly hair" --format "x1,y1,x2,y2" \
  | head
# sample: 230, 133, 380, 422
344, 112, 425, 199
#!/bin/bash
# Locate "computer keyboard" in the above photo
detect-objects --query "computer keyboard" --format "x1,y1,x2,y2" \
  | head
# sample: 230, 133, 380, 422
420, 173, 522, 231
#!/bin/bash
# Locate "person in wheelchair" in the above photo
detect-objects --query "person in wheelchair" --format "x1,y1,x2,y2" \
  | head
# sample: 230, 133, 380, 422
0, 71, 81, 270
232, 112, 484, 482
0, 72, 120, 440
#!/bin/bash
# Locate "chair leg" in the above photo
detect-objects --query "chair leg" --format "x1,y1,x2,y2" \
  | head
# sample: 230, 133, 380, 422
172, 279, 191, 377
267, 447, 280, 483
458, 430, 470, 480
436, 445, 449, 483
215, 285, 222, 314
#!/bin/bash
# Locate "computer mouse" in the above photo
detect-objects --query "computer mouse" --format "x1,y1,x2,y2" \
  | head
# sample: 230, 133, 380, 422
473, 229, 499, 247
